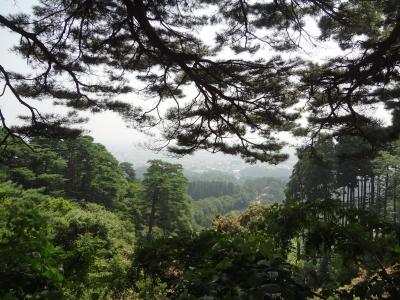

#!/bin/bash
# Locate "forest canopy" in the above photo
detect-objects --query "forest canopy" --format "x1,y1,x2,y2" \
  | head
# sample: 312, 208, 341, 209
1, 0, 400, 162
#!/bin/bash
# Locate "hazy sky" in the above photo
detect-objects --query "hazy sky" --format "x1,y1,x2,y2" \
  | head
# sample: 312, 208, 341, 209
1, 0, 377, 169
0, 0, 176, 164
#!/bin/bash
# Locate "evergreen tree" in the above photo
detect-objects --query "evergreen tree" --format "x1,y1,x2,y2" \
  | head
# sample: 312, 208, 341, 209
119, 162, 136, 181
2, 1, 400, 161
62, 136, 128, 207
286, 137, 336, 201
0, 132, 129, 207
142, 160, 192, 239
373, 140, 400, 222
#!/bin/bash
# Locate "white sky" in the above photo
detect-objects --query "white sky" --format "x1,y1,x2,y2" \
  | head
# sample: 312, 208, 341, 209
0, 1, 158, 160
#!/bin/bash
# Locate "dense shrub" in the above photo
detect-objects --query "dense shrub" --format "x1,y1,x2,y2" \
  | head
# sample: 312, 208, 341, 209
0, 182, 135, 299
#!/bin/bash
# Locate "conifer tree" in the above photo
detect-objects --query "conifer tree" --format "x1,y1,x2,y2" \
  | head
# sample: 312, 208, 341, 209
142, 160, 191, 239
1, 1, 400, 161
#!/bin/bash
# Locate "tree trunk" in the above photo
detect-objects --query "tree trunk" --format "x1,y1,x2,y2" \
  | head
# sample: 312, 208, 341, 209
342, 187, 346, 225
147, 189, 159, 241
371, 175, 375, 208
296, 238, 301, 260
394, 171, 397, 224
363, 176, 367, 210
357, 178, 361, 208
384, 174, 389, 220
377, 176, 381, 214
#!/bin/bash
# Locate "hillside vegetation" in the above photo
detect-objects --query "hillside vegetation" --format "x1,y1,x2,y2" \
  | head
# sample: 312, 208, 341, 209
1, 133, 400, 299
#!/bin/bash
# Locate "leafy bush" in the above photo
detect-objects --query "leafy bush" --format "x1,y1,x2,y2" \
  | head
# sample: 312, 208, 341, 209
0, 183, 63, 299
133, 230, 312, 299
0, 182, 135, 299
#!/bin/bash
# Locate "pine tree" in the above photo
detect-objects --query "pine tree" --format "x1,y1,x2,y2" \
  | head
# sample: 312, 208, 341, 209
2, 1, 400, 161
142, 160, 192, 239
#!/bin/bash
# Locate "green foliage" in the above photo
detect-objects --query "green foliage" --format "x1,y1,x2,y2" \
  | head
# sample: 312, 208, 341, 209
60, 136, 129, 207
3, 128, 400, 299
286, 137, 336, 201
0, 182, 135, 299
119, 162, 136, 181
212, 200, 400, 297
41, 199, 135, 299
0, 134, 129, 208
184, 170, 238, 183
0, 135, 67, 195
191, 177, 286, 228
188, 180, 240, 200
283, 136, 400, 297
142, 160, 193, 238
279, 200, 400, 294
335, 264, 400, 299
243, 177, 287, 204
133, 230, 312, 299
192, 193, 251, 228
0, 183, 63, 299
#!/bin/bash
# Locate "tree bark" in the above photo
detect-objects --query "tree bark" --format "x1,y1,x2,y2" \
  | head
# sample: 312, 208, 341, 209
147, 189, 159, 241
384, 174, 389, 220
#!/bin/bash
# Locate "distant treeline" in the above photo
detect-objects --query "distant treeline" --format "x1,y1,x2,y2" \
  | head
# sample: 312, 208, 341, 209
193, 193, 251, 227
188, 181, 240, 200
189, 177, 286, 227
